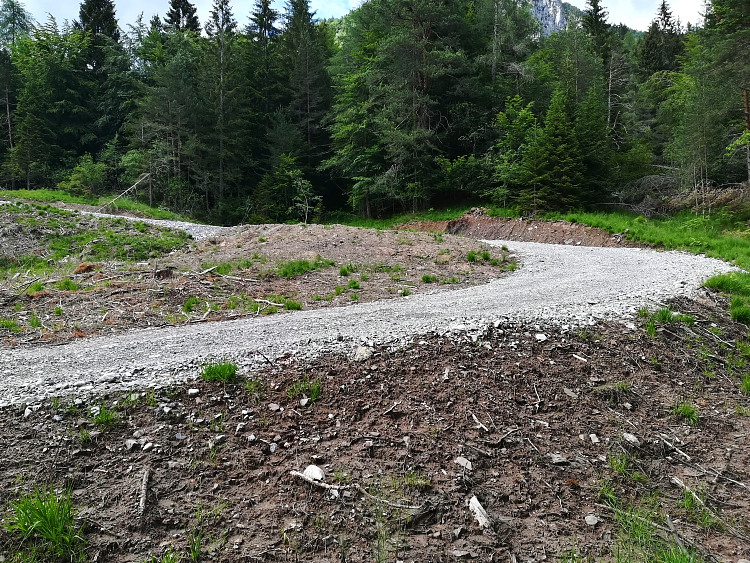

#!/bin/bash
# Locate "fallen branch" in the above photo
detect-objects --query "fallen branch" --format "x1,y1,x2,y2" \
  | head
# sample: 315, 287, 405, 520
255, 298, 285, 308
290, 470, 422, 511
382, 401, 402, 415
670, 476, 749, 541
659, 434, 691, 461
138, 467, 151, 525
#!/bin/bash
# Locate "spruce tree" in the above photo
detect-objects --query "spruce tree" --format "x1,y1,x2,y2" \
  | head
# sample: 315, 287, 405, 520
164, 0, 201, 33
518, 88, 585, 213
582, 0, 611, 63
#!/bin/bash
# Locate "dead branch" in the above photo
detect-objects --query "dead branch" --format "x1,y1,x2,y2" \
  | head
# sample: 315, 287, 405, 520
670, 476, 749, 541
289, 470, 422, 511
138, 467, 151, 525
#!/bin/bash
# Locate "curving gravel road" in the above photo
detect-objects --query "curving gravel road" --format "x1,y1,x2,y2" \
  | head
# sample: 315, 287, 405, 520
0, 239, 737, 407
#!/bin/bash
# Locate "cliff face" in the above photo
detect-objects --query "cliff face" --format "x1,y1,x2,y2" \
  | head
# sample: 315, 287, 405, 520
530, 0, 567, 36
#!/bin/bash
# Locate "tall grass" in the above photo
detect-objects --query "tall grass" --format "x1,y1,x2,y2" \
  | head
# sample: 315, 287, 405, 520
325, 206, 476, 230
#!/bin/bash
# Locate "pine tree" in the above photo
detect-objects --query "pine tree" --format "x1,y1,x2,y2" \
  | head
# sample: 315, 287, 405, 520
518, 88, 585, 212
582, 0, 611, 63
0, 0, 31, 47
639, 1, 683, 75
164, 0, 201, 33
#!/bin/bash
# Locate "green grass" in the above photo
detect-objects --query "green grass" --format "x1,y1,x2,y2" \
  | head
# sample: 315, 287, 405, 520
422, 274, 439, 283
5, 487, 85, 560
183, 296, 201, 314
201, 361, 239, 383
673, 402, 699, 425
740, 374, 750, 394
0, 188, 192, 221
26, 281, 45, 294
0, 317, 21, 332
324, 206, 473, 230
287, 375, 323, 403
90, 404, 117, 428
54, 278, 80, 291
277, 256, 335, 278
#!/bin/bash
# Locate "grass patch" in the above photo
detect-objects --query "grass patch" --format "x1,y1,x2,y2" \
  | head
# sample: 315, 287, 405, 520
183, 296, 201, 314
0, 317, 21, 332
277, 256, 335, 278
422, 274, 439, 283
673, 402, 699, 425
54, 278, 80, 291
325, 206, 475, 230
90, 404, 117, 428
5, 487, 85, 560
287, 375, 323, 403
201, 361, 239, 383
26, 281, 45, 294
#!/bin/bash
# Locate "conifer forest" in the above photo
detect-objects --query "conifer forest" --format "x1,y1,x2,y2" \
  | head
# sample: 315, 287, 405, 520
0, 0, 748, 224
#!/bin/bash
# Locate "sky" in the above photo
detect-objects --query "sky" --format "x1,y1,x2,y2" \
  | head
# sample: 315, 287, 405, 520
21, 0, 707, 34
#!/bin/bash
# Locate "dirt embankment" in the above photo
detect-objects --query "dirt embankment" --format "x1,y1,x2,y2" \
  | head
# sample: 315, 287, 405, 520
399, 210, 637, 248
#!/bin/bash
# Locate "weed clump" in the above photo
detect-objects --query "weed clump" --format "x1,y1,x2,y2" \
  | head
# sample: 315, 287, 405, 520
201, 361, 239, 383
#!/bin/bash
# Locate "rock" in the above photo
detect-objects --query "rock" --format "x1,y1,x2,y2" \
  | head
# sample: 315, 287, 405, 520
125, 439, 140, 451
352, 346, 373, 362
468, 496, 492, 529
187, 388, 200, 397
302, 464, 325, 482
548, 453, 569, 465
623, 432, 641, 447
585, 514, 599, 526
455, 456, 473, 471
299, 398, 309, 407
143, 442, 154, 452
269, 443, 278, 453
737, 559, 750, 563
23, 407, 32, 418
452, 526, 463, 539
268, 403, 280, 412
563, 387, 578, 398
235, 423, 246, 434
175, 433, 186, 440
450, 551, 471, 559
589, 434, 600, 444
535, 333, 548, 342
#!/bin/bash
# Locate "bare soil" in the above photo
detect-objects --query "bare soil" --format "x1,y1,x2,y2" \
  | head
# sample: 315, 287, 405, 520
0, 295, 749, 562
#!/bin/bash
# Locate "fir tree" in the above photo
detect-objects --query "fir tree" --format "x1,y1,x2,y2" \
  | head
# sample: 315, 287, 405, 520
164, 0, 201, 33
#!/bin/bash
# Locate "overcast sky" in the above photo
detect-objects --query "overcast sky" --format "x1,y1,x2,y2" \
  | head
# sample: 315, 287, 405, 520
22, 0, 708, 34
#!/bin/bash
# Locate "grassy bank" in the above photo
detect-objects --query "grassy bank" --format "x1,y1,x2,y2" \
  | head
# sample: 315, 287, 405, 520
0, 189, 192, 222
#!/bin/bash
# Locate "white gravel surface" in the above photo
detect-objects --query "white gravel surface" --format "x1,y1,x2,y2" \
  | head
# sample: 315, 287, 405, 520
82, 211, 230, 240
0, 239, 737, 407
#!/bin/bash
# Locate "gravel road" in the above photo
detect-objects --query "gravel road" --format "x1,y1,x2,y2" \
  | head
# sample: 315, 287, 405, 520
1, 238, 737, 407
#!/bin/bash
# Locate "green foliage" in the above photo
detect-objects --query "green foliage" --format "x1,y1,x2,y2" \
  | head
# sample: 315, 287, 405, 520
673, 402, 699, 425
422, 274, 438, 283
54, 279, 79, 291
90, 404, 117, 428
183, 296, 201, 313
0, 317, 21, 332
201, 361, 239, 383
287, 375, 323, 403
58, 154, 107, 195
277, 256, 334, 278
6, 488, 85, 560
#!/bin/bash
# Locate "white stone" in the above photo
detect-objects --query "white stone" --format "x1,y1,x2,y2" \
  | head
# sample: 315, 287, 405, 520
302, 464, 325, 482
585, 514, 599, 526
455, 456, 473, 471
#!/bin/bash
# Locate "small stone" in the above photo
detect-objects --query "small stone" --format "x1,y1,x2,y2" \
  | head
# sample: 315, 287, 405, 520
563, 387, 578, 399
143, 442, 154, 452
450, 550, 471, 558
214, 434, 226, 445
623, 432, 641, 447
535, 333, 548, 342
235, 423, 246, 434
623, 402, 633, 410
352, 345, 373, 362
452, 526, 463, 539
548, 453, 569, 465
585, 514, 599, 526
268, 403, 280, 412
737, 559, 750, 563
269, 443, 278, 453
299, 398, 309, 407
125, 439, 140, 451
246, 434, 257, 442
187, 388, 200, 397
302, 464, 325, 482
23, 407, 32, 418
455, 456, 473, 471
589, 434, 600, 444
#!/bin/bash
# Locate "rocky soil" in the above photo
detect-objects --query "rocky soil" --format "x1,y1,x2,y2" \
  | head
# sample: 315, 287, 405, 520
0, 204, 748, 562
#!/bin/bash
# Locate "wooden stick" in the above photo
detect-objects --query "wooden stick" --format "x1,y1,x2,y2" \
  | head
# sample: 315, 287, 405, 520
289, 471, 422, 511
138, 467, 151, 524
